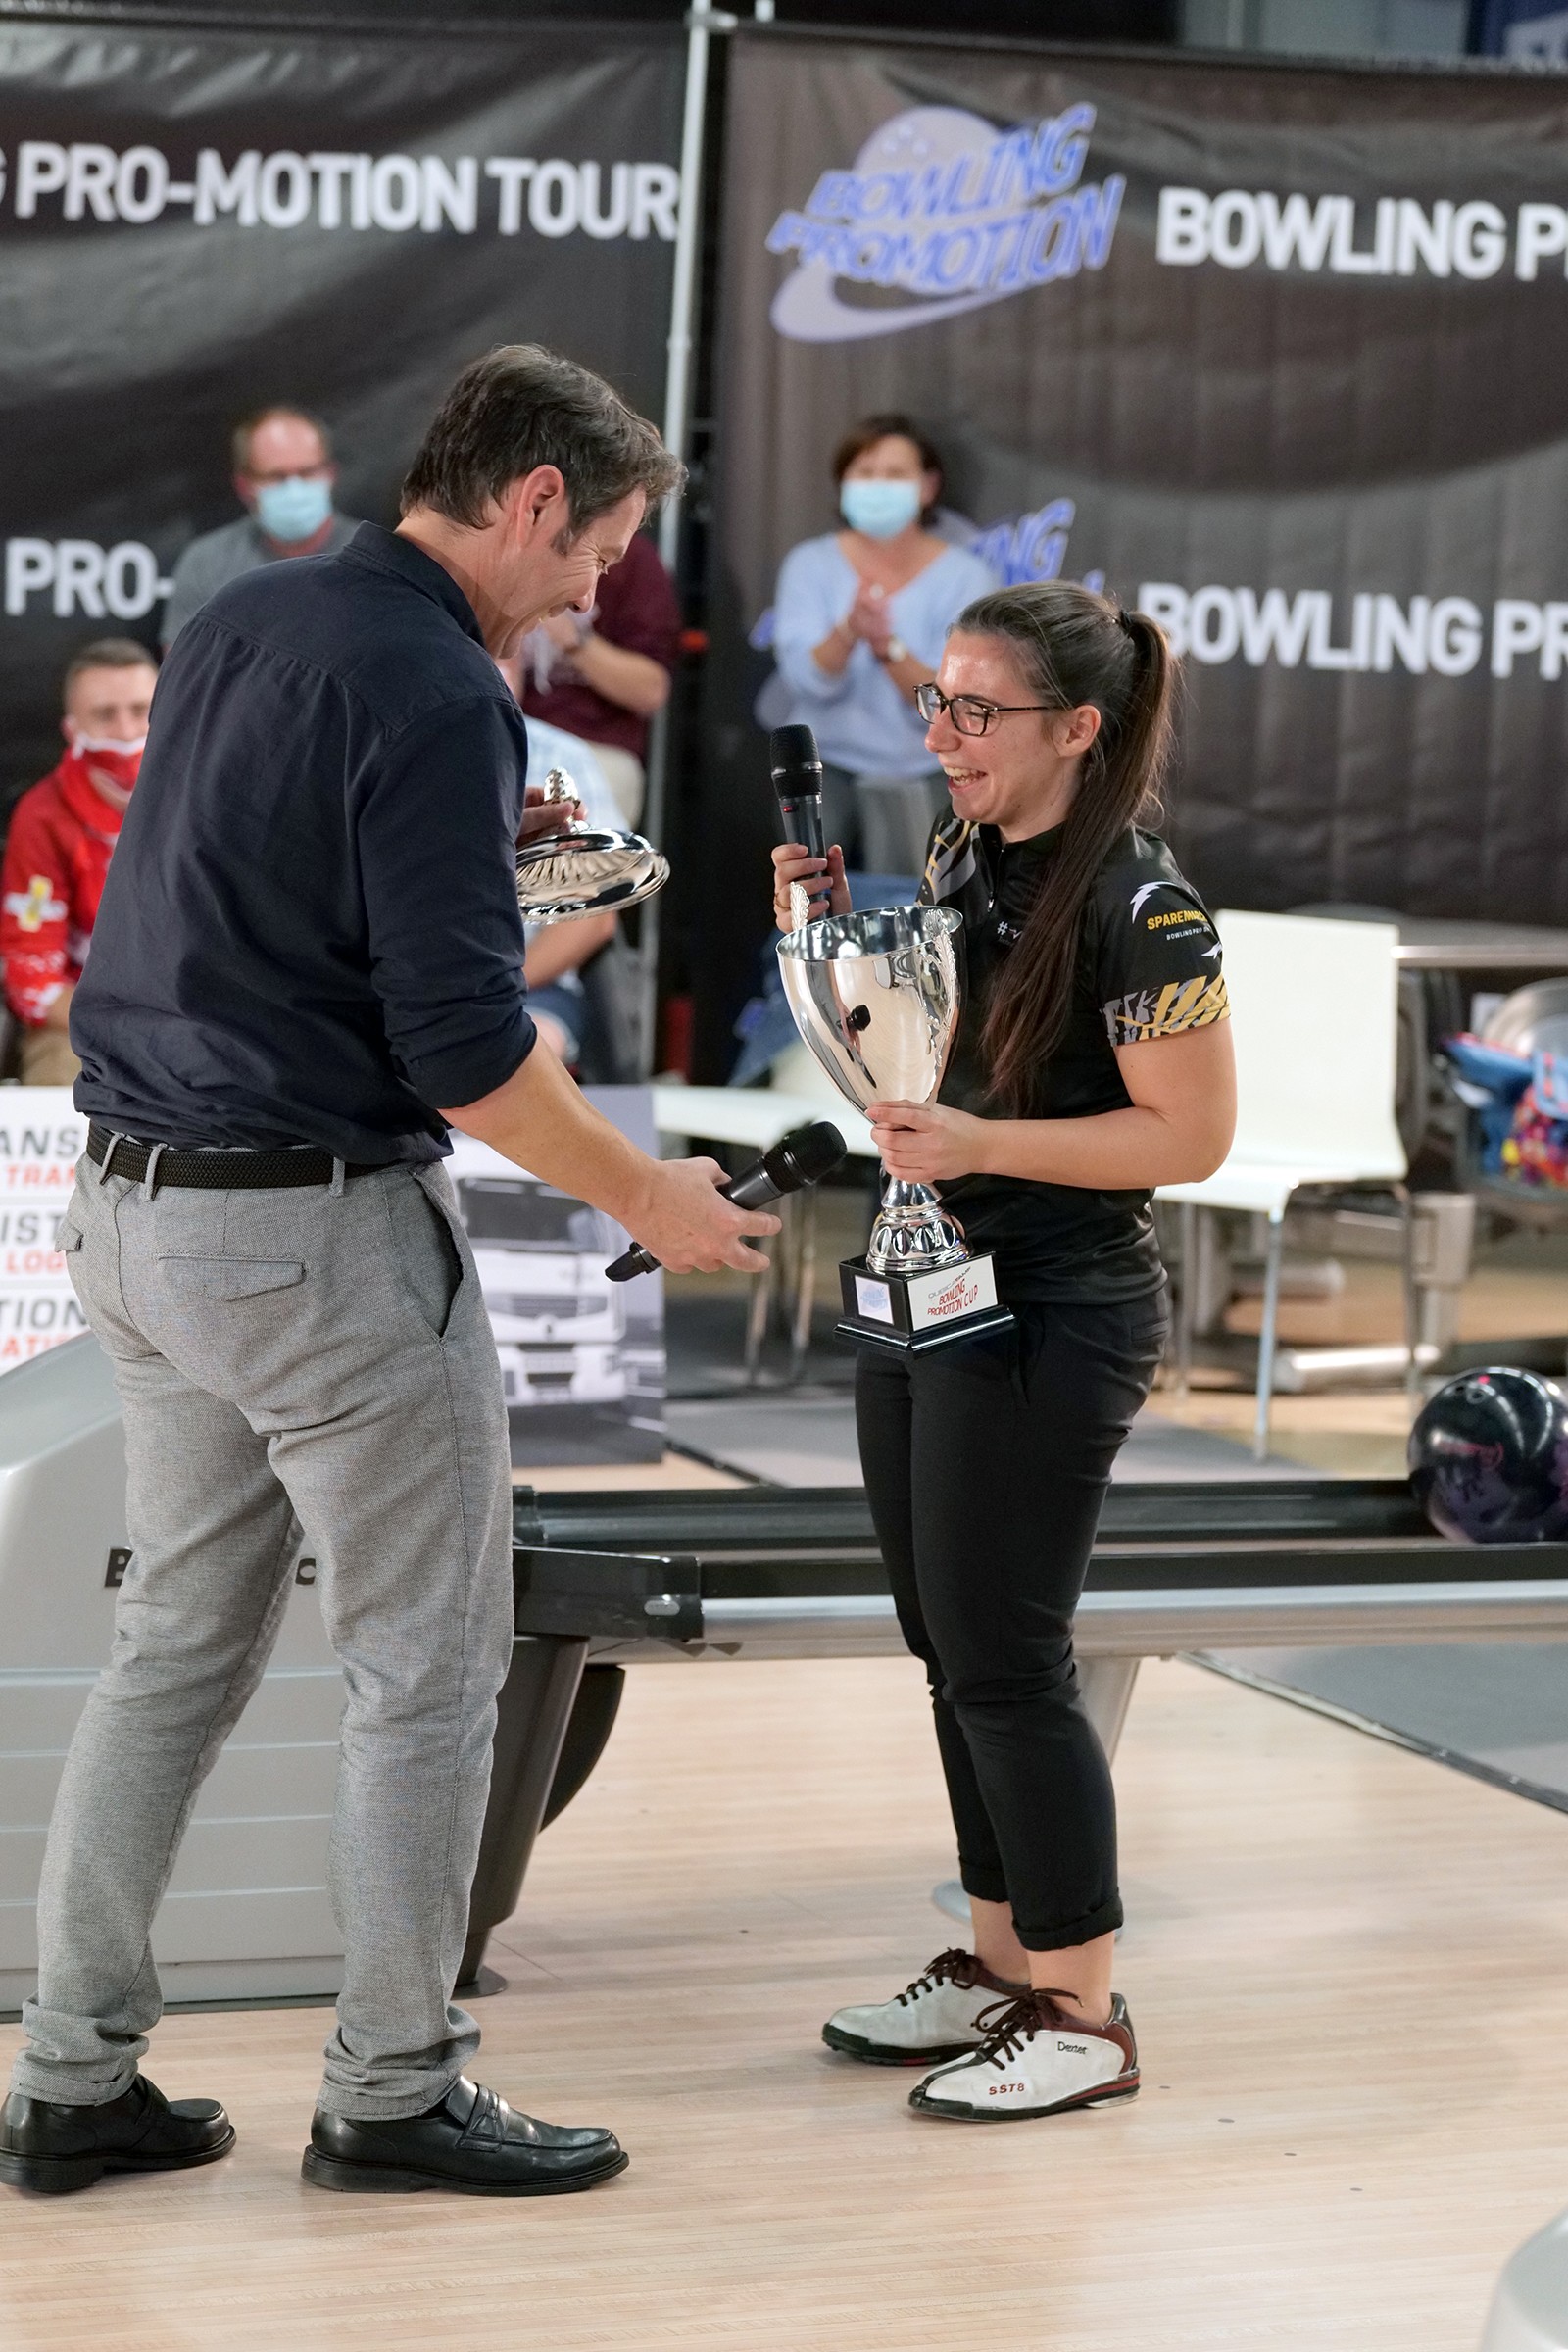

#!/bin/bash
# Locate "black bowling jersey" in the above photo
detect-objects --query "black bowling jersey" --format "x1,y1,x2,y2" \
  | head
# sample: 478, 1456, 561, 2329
914, 815, 1228, 1303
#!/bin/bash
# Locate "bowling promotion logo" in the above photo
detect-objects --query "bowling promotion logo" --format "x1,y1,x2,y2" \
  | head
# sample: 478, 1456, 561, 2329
765, 103, 1124, 343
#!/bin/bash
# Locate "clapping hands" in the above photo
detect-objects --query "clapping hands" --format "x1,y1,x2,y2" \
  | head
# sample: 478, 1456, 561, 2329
847, 579, 892, 660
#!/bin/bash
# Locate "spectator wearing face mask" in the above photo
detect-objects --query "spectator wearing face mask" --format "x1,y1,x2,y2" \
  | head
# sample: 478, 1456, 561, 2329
768, 413, 998, 880
161, 406, 358, 649
1, 639, 156, 1085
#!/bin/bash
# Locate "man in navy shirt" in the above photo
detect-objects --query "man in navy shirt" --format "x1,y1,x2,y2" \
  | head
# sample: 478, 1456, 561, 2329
0, 347, 775, 2203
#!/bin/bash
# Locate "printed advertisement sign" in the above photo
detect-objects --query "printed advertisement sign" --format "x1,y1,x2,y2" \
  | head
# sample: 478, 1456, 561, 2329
696, 34, 1568, 1069
0, 1087, 663, 1472
0, 17, 683, 808
0, 1090, 87, 1370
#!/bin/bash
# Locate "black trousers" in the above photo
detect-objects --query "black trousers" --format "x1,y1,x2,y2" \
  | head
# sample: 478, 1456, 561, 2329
856, 1294, 1168, 1950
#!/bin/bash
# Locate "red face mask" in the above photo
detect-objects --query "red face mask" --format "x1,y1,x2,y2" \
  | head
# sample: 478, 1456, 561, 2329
65, 731, 145, 804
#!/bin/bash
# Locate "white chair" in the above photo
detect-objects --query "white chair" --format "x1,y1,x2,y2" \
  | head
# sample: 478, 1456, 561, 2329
1157, 910, 1413, 1460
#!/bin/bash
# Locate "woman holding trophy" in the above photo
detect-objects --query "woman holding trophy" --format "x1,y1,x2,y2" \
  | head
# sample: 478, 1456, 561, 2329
770, 580, 1236, 2125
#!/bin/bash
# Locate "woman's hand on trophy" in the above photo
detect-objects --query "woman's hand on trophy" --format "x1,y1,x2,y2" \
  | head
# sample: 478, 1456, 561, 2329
772, 840, 849, 930
866, 1100, 989, 1184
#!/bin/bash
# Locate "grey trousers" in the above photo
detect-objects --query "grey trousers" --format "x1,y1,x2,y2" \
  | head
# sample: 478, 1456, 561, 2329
9, 1156, 514, 2121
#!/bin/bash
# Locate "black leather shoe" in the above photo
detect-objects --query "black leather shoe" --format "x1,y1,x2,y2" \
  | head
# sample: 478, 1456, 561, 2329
0, 2076, 234, 2195
302, 2076, 627, 2197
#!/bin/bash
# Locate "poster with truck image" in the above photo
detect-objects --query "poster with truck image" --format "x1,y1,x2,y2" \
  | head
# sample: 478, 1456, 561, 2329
449, 1085, 664, 1467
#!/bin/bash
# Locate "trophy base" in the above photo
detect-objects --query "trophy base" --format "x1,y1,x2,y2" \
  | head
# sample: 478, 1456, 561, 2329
835, 1253, 1015, 1353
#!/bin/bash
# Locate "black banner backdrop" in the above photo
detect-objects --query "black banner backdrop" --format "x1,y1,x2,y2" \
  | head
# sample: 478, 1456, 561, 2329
0, 13, 684, 805
698, 32, 1568, 1074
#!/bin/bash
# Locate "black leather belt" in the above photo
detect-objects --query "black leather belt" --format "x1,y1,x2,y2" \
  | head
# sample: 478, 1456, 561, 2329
86, 1122, 382, 1191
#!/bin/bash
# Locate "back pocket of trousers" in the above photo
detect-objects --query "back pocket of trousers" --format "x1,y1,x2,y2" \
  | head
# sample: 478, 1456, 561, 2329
159, 1258, 305, 1301
387, 1177, 464, 1341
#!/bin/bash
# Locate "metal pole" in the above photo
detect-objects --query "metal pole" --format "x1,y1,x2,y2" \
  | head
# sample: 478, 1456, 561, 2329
1396, 1181, 1421, 1401
637, 1, 717, 1074
1252, 1207, 1285, 1463
660, 2, 715, 557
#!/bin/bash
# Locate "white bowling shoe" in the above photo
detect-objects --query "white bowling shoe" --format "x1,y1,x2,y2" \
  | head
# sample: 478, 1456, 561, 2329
908, 1990, 1139, 2120
821, 1948, 1027, 2067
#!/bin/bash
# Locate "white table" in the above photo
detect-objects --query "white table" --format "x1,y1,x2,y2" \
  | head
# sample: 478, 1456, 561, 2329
650, 1084, 875, 1161
650, 1084, 878, 1380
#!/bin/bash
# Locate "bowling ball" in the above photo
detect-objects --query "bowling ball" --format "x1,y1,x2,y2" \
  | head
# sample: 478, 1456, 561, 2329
1408, 1367, 1568, 1544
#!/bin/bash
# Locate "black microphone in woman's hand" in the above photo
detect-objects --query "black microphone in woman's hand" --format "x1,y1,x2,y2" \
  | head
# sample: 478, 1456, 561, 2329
605, 1119, 847, 1281
769, 723, 827, 863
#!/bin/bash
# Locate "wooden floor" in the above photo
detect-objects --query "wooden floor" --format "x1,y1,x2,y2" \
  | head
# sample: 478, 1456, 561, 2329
4, 1654, 1568, 2349
1153, 1246, 1568, 1473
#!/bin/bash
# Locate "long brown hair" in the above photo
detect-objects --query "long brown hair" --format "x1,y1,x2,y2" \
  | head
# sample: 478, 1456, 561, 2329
956, 581, 1178, 1116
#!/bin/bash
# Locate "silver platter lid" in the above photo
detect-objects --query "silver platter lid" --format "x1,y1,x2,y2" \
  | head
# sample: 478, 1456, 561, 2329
514, 767, 671, 923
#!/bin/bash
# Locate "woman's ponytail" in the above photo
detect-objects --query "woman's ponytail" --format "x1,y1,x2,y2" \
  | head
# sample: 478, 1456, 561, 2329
955, 583, 1178, 1118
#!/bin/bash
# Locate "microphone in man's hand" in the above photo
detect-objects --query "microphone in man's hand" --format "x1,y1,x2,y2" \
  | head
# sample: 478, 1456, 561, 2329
605, 1119, 847, 1281
770, 723, 827, 864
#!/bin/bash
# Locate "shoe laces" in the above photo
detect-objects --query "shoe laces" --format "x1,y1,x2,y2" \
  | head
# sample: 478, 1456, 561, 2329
969, 1988, 1082, 2070
894, 1948, 985, 2008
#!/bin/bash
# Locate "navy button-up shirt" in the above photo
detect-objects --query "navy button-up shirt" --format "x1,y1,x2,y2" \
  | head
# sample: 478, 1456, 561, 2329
73, 523, 536, 1164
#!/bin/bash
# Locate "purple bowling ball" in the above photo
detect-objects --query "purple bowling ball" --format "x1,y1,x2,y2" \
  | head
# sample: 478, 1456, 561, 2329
1408, 1367, 1568, 1545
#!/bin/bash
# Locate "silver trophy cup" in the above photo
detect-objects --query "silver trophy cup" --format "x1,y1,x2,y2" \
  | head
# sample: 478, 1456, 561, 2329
777, 905, 1012, 1350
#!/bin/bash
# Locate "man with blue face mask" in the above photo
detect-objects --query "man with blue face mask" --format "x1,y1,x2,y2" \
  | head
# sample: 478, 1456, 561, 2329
768, 413, 998, 880
160, 408, 358, 650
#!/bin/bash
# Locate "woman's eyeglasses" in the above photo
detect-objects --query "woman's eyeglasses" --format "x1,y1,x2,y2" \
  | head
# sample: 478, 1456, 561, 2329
914, 682, 1058, 738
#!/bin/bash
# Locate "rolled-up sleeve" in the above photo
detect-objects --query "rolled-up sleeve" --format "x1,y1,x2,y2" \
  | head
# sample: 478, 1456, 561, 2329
357, 696, 537, 1109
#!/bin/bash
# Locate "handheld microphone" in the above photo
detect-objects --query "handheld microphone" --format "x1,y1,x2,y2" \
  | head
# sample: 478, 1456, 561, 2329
770, 723, 829, 928
605, 1119, 847, 1282
769, 723, 827, 863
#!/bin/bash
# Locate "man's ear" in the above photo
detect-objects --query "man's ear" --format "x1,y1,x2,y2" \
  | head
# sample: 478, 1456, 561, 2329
506, 464, 569, 540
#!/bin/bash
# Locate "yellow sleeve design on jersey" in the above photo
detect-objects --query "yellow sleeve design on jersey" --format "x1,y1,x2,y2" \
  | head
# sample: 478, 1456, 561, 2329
1102, 973, 1230, 1045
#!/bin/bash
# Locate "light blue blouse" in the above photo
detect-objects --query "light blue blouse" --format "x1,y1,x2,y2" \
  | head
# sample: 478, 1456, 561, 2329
770, 534, 1000, 780
519, 717, 621, 995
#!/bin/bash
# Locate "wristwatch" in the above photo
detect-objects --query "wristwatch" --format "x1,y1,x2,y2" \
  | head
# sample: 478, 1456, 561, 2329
882, 635, 909, 665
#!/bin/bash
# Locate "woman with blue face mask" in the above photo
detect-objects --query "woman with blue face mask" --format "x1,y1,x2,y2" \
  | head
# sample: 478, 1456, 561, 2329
768, 415, 999, 879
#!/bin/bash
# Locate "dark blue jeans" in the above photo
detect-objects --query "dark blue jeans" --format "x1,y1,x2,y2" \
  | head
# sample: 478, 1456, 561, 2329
855, 1293, 1168, 1949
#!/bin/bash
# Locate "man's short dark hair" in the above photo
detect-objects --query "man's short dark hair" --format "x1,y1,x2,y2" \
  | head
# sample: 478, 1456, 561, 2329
231, 406, 334, 473
401, 345, 683, 534
63, 638, 157, 697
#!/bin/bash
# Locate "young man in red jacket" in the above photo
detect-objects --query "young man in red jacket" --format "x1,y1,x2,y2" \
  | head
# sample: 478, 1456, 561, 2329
1, 639, 155, 1086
